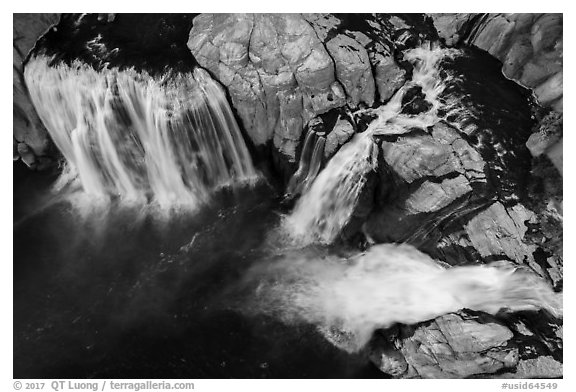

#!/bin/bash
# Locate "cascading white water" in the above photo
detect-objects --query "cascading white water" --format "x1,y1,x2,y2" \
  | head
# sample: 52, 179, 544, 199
286, 45, 459, 243
246, 243, 562, 352
285, 129, 326, 198
25, 56, 257, 209
270, 45, 563, 354
285, 132, 378, 244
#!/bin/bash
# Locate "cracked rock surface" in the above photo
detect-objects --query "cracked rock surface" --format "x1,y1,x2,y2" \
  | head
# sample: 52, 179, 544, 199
371, 311, 518, 378
187, 13, 418, 175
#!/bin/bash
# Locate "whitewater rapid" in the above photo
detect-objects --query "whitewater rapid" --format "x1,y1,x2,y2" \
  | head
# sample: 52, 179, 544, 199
243, 243, 562, 352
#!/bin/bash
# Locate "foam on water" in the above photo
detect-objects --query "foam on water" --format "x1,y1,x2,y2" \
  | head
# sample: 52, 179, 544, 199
245, 243, 562, 352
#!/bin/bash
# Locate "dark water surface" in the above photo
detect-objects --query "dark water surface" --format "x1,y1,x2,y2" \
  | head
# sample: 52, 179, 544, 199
14, 162, 384, 379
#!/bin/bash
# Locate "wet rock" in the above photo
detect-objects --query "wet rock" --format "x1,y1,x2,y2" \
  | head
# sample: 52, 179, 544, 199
429, 13, 563, 112
371, 312, 518, 378
382, 136, 457, 183
429, 14, 474, 46
324, 116, 355, 158
373, 55, 406, 102
369, 343, 408, 377
17, 143, 37, 168
526, 111, 563, 175
326, 34, 375, 107
381, 123, 484, 184
401, 86, 432, 115
546, 138, 562, 176
533, 71, 562, 107
13, 138, 20, 161
526, 112, 562, 158
405, 176, 472, 214
13, 13, 60, 167
366, 121, 487, 248
465, 202, 536, 264
522, 155, 563, 287
499, 356, 562, 378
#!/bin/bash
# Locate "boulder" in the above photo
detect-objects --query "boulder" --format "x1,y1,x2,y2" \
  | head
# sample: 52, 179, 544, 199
371, 312, 518, 378
324, 116, 355, 158
428, 13, 475, 46
373, 55, 406, 102
526, 112, 562, 158
326, 34, 375, 107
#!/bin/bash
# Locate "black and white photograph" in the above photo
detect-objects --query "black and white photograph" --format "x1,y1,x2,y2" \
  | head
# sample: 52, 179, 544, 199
12, 5, 564, 384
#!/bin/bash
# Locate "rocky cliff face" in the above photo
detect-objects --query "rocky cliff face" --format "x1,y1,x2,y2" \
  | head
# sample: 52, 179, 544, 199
187, 14, 433, 179
13, 13, 60, 169
429, 13, 563, 174
430, 13, 562, 111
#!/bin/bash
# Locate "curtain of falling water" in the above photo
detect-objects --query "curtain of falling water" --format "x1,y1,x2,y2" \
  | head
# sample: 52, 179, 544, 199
286, 45, 461, 244
24, 56, 257, 209
286, 129, 326, 198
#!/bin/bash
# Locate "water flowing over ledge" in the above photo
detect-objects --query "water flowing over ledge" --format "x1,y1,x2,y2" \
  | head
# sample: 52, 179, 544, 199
25, 56, 258, 210
285, 45, 462, 244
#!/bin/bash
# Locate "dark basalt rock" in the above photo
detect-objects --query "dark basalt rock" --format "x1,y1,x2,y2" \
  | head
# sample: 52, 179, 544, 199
429, 13, 562, 112
400, 85, 433, 115
34, 13, 198, 75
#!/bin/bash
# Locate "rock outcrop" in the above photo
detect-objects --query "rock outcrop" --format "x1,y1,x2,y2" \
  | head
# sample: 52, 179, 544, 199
187, 14, 421, 177
428, 13, 563, 173
188, 14, 346, 159
429, 13, 562, 112
499, 356, 562, 379
13, 13, 60, 168
526, 112, 563, 175
370, 312, 518, 378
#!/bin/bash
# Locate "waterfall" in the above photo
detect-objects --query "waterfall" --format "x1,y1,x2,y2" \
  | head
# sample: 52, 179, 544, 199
285, 129, 326, 199
286, 45, 460, 243
244, 243, 562, 352
286, 132, 378, 244
25, 56, 258, 209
